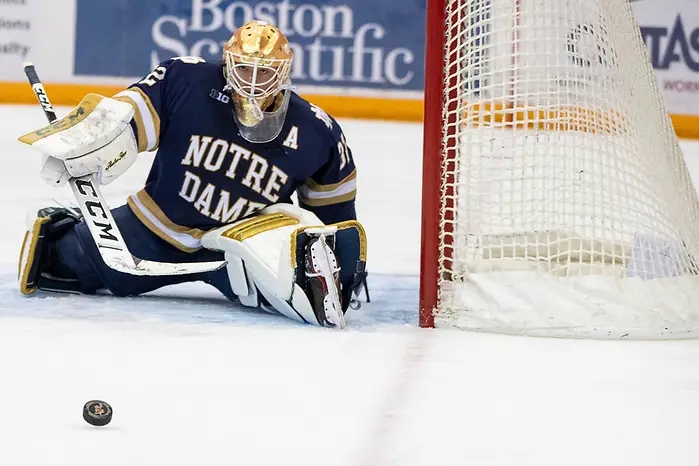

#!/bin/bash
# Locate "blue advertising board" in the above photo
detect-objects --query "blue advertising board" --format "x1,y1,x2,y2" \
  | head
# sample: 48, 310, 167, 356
75, 0, 427, 92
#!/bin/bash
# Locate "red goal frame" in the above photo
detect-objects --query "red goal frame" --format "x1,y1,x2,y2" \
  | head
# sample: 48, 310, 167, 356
420, 0, 454, 328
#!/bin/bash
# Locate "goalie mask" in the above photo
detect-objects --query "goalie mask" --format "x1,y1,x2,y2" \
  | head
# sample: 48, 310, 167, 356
223, 20, 293, 143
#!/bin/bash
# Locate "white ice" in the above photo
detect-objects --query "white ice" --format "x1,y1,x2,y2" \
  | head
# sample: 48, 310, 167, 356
1, 105, 699, 466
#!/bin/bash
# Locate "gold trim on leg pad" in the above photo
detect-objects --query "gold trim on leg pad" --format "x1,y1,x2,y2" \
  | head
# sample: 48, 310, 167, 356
18, 217, 51, 295
222, 213, 299, 242
289, 220, 367, 267
331, 220, 368, 261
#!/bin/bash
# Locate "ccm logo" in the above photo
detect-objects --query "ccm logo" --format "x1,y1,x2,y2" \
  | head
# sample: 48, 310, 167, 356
32, 83, 54, 113
74, 179, 119, 243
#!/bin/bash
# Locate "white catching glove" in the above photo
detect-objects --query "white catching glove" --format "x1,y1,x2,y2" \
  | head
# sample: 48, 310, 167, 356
19, 94, 139, 186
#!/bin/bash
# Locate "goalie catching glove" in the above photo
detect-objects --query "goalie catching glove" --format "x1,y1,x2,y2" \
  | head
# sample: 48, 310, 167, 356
202, 204, 367, 329
18, 94, 138, 186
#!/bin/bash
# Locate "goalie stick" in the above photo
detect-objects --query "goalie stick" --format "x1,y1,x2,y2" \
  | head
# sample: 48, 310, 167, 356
23, 63, 226, 276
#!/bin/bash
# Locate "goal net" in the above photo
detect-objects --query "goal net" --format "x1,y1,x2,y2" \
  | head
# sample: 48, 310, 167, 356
419, 0, 699, 338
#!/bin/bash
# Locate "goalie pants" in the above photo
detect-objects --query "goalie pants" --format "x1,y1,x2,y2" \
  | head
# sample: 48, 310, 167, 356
53, 204, 362, 307
56, 204, 237, 299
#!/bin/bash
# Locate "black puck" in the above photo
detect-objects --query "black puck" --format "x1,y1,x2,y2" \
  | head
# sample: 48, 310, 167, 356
83, 400, 112, 426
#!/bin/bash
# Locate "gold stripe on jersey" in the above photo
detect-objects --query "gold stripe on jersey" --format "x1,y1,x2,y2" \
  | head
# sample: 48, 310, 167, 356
18, 94, 104, 145
127, 189, 208, 253
299, 190, 356, 207
304, 169, 356, 193
131, 86, 161, 150
113, 95, 148, 152
298, 169, 357, 207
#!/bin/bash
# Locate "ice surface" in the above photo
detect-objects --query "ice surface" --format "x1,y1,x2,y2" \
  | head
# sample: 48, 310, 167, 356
1, 105, 699, 465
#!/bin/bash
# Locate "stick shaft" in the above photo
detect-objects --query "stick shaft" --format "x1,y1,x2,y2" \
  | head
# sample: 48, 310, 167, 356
24, 63, 58, 123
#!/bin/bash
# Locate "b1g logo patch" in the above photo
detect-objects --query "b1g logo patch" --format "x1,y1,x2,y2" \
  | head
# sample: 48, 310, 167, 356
209, 89, 230, 104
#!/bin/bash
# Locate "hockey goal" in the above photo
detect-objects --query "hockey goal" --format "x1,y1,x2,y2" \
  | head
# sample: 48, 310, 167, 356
419, 0, 699, 338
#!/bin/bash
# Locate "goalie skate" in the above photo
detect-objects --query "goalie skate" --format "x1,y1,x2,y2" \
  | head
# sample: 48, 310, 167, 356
304, 234, 345, 329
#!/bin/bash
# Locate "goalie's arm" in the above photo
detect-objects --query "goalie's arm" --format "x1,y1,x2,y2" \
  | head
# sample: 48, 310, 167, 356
17, 59, 185, 186
297, 122, 364, 305
113, 57, 205, 154
297, 128, 357, 225
111, 59, 183, 153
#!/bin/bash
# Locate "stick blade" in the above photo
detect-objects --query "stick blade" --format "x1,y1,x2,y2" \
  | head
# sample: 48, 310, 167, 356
102, 253, 227, 276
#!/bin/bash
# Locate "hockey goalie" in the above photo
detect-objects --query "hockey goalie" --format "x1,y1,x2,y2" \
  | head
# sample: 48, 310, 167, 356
17, 20, 367, 329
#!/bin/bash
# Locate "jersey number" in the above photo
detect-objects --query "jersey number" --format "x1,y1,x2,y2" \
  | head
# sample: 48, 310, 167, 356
338, 133, 351, 170
138, 57, 206, 87
139, 66, 166, 87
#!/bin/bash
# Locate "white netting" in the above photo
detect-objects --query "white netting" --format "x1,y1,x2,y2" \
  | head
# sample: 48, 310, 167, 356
434, 0, 699, 338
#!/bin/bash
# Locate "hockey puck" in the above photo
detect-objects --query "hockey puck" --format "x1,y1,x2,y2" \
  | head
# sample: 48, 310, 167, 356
83, 400, 112, 426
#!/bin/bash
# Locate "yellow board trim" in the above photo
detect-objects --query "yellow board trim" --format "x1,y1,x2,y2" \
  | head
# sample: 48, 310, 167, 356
2, 81, 698, 139
671, 114, 699, 140
222, 213, 299, 242
18, 216, 51, 295
462, 102, 630, 133
18, 93, 105, 145
0, 81, 421, 121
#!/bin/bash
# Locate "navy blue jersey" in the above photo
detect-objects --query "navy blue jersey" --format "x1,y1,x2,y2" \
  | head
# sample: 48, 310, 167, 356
112, 57, 357, 253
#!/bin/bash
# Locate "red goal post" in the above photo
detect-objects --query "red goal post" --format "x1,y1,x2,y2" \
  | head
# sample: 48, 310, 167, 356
420, 0, 449, 328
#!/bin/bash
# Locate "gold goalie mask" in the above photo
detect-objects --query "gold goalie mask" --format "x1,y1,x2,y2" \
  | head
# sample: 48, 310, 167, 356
223, 20, 294, 143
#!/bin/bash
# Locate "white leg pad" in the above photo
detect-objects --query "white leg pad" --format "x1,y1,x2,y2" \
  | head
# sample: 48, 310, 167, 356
201, 204, 341, 326
225, 254, 260, 307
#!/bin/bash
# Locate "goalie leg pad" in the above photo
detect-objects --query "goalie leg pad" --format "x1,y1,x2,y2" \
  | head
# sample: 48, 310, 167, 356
201, 204, 346, 328
323, 222, 369, 311
19, 204, 233, 298
18, 207, 83, 295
